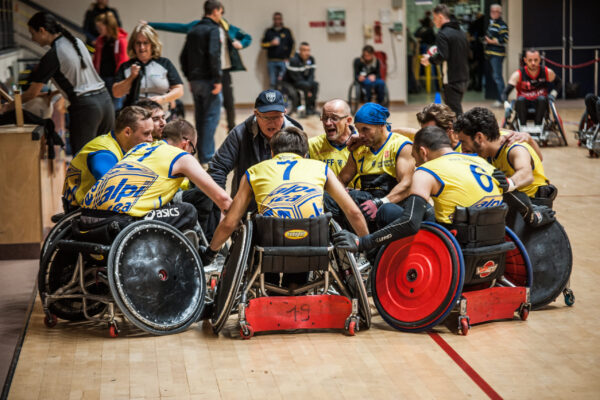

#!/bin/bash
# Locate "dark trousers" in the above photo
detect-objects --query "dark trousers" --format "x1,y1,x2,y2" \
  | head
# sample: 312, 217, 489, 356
294, 80, 319, 111
584, 93, 600, 124
181, 187, 220, 242
68, 89, 115, 154
442, 81, 467, 116
222, 69, 236, 131
515, 96, 547, 125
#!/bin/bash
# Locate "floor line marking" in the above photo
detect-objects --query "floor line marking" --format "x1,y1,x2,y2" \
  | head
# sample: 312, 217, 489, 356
428, 332, 503, 400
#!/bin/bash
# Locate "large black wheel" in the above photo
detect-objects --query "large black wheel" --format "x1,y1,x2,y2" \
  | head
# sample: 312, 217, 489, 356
40, 209, 81, 263
107, 220, 205, 335
549, 101, 568, 146
348, 81, 362, 115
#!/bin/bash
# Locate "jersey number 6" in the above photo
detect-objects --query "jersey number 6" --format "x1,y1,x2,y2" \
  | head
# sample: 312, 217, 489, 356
470, 164, 494, 192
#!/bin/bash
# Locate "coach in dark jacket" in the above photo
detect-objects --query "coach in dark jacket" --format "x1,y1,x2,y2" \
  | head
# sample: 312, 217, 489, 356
180, 0, 223, 164
184, 90, 302, 240
422, 4, 469, 115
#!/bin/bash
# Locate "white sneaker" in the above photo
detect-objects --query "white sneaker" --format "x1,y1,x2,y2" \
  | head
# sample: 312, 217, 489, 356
492, 101, 502, 108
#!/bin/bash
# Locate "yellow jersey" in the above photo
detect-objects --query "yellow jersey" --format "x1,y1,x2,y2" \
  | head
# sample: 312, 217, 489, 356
453, 141, 462, 153
308, 134, 350, 176
350, 132, 412, 189
62, 133, 123, 207
82, 141, 187, 217
488, 141, 548, 198
418, 152, 503, 224
246, 153, 327, 219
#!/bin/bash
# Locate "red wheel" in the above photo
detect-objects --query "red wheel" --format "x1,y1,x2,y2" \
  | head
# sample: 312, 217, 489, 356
109, 324, 119, 338
460, 318, 469, 336
348, 320, 356, 336
520, 307, 529, 321
44, 314, 57, 328
240, 324, 254, 340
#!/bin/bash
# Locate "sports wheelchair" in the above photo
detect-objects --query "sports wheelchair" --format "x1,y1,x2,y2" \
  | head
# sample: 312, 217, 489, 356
210, 214, 371, 339
502, 98, 568, 147
576, 109, 600, 158
347, 80, 390, 115
38, 213, 207, 337
371, 204, 533, 335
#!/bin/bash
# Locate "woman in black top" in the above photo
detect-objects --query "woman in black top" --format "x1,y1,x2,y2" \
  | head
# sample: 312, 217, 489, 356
112, 24, 183, 111
0, 11, 114, 154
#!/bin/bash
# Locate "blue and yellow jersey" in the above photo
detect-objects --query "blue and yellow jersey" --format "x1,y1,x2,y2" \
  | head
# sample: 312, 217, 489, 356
246, 153, 327, 219
82, 141, 187, 216
418, 152, 503, 224
350, 132, 412, 189
62, 133, 123, 207
308, 134, 350, 177
453, 141, 462, 153
488, 141, 548, 198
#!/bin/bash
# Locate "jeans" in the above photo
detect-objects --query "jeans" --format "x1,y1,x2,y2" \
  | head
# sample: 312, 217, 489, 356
360, 78, 386, 104
267, 61, 287, 88
488, 55, 505, 102
190, 80, 223, 163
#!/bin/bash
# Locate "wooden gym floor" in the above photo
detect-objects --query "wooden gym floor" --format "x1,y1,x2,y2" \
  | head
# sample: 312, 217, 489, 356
4, 100, 600, 399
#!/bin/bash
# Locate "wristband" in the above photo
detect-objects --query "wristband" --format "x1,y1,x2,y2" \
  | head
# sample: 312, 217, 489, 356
380, 197, 390, 204
507, 178, 516, 192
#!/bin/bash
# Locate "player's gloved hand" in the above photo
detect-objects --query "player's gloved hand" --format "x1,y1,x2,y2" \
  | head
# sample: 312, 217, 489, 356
492, 169, 509, 192
549, 89, 558, 102
333, 230, 361, 252
528, 205, 556, 228
360, 198, 386, 220
199, 245, 218, 266
503, 101, 512, 111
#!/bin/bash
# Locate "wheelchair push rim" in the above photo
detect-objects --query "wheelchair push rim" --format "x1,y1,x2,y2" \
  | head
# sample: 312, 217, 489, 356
210, 221, 253, 334
107, 220, 205, 335
372, 223, 464, 332
40, 209, 82, 262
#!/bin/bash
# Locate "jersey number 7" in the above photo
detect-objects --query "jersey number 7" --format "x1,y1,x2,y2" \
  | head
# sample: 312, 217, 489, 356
277, 160, 298, 180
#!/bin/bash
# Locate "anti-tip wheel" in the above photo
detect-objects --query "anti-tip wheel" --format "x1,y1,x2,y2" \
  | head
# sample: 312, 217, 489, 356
109, 323, 119, 338
43, 314, 57, 328
347, 320, 357, 336
564, 289, 575, 307
240, 324, 254, 340
520, 306, 530, 321
459, 318, 469, 336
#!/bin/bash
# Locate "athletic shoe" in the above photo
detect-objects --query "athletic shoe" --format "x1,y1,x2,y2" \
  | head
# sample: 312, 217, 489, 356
492, 100, 503, 108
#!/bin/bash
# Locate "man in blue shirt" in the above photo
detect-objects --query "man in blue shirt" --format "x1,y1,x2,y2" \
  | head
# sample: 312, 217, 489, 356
485, 4, 509, 106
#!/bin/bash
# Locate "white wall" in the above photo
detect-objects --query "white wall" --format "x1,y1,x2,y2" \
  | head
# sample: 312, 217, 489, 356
34, 0, 408, 105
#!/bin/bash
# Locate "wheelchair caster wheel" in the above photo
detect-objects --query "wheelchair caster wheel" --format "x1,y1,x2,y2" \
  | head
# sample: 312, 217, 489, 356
109, 323, 119, 338
347, 320, 357, 336
459, 318, 469, 336
240, 324, 254, 340
563, 289, 575, 306
519, 307, 529, 321
210, 277, 217, 291
44, 314, 57, 328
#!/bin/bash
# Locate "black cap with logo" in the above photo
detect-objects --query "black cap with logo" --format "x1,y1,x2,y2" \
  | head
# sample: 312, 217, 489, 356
254, 90, 286, 113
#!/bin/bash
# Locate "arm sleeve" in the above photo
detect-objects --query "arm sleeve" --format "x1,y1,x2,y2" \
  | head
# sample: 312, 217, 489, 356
358, 195, 428, 251
261, 29, 272, 47
87, 151, 119, 180
548, 74, 562, 92
288, 29, 295, 58
231, 25, 252, 48
209, 28, 222, 83
502, 84, 515, 102
208, 129, 241, 189
180, 39, 190, 79
162, 58, 183, 86
115, 61, 128, 82
148, 21, 198, 34
29, 50, 60, 84
430, 33, 449, 64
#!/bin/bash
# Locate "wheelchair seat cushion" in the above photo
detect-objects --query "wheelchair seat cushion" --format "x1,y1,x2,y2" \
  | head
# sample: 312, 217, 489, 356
254, 213, 331, 273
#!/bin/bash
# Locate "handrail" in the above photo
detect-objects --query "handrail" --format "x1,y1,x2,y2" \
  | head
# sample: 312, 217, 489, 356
17, 0, 85, 35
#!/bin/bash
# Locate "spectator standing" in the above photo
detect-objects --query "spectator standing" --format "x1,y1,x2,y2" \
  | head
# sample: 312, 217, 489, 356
421, 4, 469, 115
284, 42, 319, 115
112, 24, 184, 111
180, 0, 224, 166
83, 0, 121, 46
1, 12, 115, 154
148, 14, 252, 132
93, 11, 128, 110
261, 12, 295, 88
485, 4, 509, 106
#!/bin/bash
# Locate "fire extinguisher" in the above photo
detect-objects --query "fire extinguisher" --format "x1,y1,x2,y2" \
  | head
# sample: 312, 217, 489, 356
374, 21, 382, 44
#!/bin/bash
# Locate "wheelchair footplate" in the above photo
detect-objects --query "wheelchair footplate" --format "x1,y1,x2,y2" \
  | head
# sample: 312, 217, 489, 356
457, 286, 530, 335
239, 294, 358, 338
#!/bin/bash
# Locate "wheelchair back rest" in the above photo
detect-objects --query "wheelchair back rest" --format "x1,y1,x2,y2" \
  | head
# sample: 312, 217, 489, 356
254, 213, 331, 274
533, 184, 557, 209
452, 204, 514, 286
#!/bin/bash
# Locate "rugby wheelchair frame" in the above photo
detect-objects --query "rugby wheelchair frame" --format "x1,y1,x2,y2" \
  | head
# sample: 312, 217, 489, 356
371, 204, 533, 335
348, 51, 390, 115
501, 98, 568, 147
576, 110, 600, 157
210, 214, 371, 339
38, 212, 207, 337
276, 80, 303, 117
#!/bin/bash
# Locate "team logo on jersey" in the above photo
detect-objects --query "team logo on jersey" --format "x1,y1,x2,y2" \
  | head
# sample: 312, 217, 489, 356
266, 91, 276, 102
260, 182, 324, 219
284, 229, 308, 240
471, 195, 503, 208
476, 260, 498, 278
63, 165, 82, 205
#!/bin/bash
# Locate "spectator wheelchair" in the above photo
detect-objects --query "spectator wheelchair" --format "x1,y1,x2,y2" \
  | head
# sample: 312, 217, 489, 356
502, 97, 568, 147
348, 51, 390, 115
209, 213, 371, 339
39, 209, 207, 337
576, 108, 600, 158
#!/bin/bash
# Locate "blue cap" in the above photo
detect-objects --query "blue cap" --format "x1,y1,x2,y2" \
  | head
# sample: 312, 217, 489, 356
354, 102, 390, 126
255, 90, 286, 113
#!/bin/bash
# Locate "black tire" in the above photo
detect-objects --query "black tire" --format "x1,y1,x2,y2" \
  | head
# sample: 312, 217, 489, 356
40, 209, 81, 263
348, 81, 361, 114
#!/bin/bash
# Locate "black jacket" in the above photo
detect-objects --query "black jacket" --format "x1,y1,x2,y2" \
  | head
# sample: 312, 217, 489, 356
261, 27, 295, 61
180, 17, 221, 83
429, 21, 469, 85
353, 57, 381, 81
285, 53, 316, 84
208, 114, 302, 207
